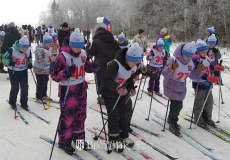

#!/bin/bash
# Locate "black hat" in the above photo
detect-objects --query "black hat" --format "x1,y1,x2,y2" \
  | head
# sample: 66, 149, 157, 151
95, 27, 106, 33
139, 29, 144, 34
62, 22, 68, 28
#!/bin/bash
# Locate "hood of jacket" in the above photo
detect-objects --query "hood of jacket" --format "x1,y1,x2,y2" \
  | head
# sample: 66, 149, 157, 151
114, 48, 132, 71
173, 43, 191, 65
93, 30, 115, 43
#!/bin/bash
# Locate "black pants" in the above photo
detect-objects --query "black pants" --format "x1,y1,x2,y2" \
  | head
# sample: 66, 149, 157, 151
103, 95, 129, 141
35, 74, 49, 99
8, 69, 28, 105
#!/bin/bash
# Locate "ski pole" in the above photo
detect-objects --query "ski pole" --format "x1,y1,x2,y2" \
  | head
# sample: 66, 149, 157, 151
49, 58, 73, 160
46, 76, 52, 109
220, 84, 224, 104
189, 70, 201, 129
130, 76, 143, 122
30, 69, 49, 110
162, 62, 176, 132
145, 79, 156, 121
11, 63, 18, 119
138, 76, 147, 99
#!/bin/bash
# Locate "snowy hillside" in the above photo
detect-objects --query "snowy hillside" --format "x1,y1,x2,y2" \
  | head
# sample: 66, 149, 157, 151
0, 43, 230, 160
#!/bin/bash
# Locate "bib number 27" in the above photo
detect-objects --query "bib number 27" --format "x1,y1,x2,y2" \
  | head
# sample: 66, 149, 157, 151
177, 72, 189, 81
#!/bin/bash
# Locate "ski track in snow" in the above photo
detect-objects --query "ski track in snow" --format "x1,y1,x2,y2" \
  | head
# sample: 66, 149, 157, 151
0, 43, 230, 160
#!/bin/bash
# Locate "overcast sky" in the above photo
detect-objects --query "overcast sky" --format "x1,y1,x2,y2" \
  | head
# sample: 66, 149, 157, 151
0, 0, 52, 27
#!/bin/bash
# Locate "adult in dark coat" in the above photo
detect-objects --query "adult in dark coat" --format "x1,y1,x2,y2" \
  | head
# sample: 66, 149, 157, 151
0, 22, 21, 73
86, 27, 120, 104
58, 22, 70, 47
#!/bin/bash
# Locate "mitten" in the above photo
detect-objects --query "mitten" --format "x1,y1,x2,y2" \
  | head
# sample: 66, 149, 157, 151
66, 65, 76, 75
130, 89, 136, 96
90, 61, 100, 72
169, 61, 179, 71
116, 86, 128, 95
28, 63, 33, 69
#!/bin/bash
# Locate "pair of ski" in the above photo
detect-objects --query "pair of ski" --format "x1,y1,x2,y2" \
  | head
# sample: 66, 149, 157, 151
89, 107, 178, 160
88, 127, 155, 160
6, 100, 50, 124
152, 115, 218, 160
180, 114, 230, 144
40, 135, 103, 160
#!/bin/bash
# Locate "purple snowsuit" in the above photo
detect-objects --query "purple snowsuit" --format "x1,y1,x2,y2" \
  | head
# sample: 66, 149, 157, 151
162, 44, 195, 122
52, 48, 93, 147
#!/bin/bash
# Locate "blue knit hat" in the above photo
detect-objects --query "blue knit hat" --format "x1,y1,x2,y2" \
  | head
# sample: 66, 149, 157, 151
207, 34, 217, 45
0, 31, 5, 38
18, 36, 29, 48
182, 41, 196, 58
118, 33, 125, 41
196, 39, 209, 52
43, 33, 53, 44
126, 43, 143, 62
207, 26, 215, 34
51, 32, 58, 39
69, 28, 84, 48
156, 38, 165, 48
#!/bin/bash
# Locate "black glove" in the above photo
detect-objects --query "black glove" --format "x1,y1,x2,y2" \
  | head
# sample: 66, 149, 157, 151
8, 61, 15, 67
140, 66, 159, 79
66, 65, 76, 75
214, 70, 220, 77
28, 63, 33, 69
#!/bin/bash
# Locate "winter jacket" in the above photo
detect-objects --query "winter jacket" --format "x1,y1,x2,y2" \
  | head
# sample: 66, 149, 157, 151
52, 45, 93, 83
58, 29, 71, 47
132, 34, 148, 52
189, 55, 212, 90
2, 40, 32, 66
162, 44, 193, 101
33, 44, 51, 75
86, 30, 120, 92
101, 48, 136, 99
156, 34, 172, 53
1, 27, 21, 54
208, 47, 221, 66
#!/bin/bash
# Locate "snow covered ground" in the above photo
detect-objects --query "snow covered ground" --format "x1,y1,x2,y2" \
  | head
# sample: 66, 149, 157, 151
0, 43, 230, 160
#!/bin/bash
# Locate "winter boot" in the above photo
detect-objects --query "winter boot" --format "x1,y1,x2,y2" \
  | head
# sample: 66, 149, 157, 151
122, 137, 134, 147
21, 104, 29, 111
167, 118, 181, 131
204, 119, 215, 127
62, 144, 75, 154
155, 92, 162, 96
109, 140, 124, 152
197, 122, 208, 130
169, 122, 182, 137
10, 103, 17, 109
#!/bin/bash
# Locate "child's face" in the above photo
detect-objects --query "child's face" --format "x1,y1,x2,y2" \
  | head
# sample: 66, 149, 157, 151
206, 32, 211, 37
198, 50, 208, 57
158, 47, 164, 51
209, 44, 215, 48
20, 48, 27, 53
71, 47, 82, 53
45, 43, 52, 49
126, 60, 138, 68
118, 40, 124, 44
182, 54, 192, 62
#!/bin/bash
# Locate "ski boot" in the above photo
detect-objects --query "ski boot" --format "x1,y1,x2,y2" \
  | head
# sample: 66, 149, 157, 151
122, 137, 134, 147
169, 122, 182, 137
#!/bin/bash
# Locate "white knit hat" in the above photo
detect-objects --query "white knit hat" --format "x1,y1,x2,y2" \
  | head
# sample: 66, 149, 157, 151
51, 32, 58, 39
196, 39, 208, 52
43, 32, 53, 44
207, 34, 217, 45
182, 41, 196, 58
118, 33, 125, 41
69, 28, 84, 48
156, 38, 165, 48
126, 43, 143, 62
0, 31, 5, 38
207, 26, 215, 34
19, 36, 29, 48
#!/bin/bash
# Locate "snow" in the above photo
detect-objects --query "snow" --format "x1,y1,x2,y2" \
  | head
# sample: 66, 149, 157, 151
0, 43, 230, 160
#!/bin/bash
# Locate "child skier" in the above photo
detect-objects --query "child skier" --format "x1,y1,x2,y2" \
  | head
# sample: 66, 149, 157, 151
117, 33, 131, 49
147, 38, 166, 96
33, 33, 54, 103
52, 29, 99, 154
2, 36, 33, 109
162, 41, 196, 136
206, 34, 221, 75
189, 39, 215, 128
101, 43, 143, 152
